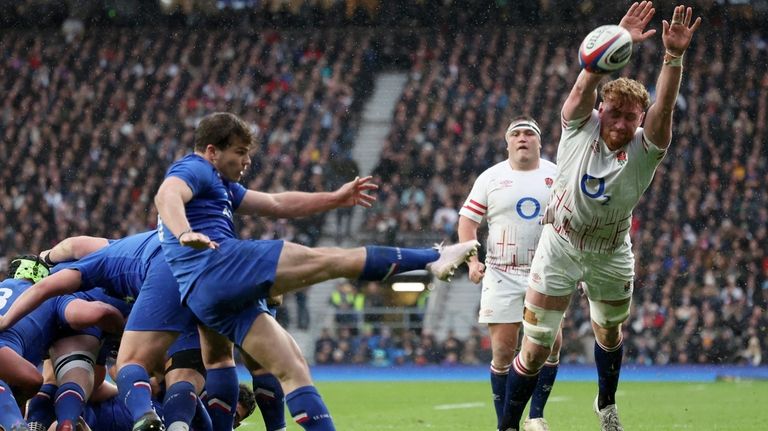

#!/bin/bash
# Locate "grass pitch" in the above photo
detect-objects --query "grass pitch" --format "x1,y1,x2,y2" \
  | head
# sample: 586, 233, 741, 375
238, 380, 768, 430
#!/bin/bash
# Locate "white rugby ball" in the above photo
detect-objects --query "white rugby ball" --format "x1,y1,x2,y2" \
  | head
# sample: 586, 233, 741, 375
579, 25, 633, 74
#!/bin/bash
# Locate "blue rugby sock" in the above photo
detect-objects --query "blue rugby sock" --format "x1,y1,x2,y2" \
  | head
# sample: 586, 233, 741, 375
190, 397, 213, 431
0, 381, 26, 428
595, 339, 623, 410
253, 373, 286, 431
529, 361, 559, 419
54, 382, 86, 425
489, 362, 509, 428
359, 246, 439, 281
285, 386, 335, 430
204, 367, 239, 431
163, 381, 197, 428
117, 364, 154, 422
26, 383, 58, 428
499, 356, 539, 431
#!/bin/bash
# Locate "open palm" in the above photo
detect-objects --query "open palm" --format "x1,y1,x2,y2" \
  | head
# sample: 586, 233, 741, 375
619, 1, 657, 44
663, 5, 702, 55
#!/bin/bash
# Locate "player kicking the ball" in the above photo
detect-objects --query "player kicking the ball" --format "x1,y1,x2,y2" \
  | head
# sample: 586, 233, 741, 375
154, 112, 478, 431
499, 2, 701, 431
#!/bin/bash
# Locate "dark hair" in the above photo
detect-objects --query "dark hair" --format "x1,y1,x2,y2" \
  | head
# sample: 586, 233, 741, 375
194, 112, 254, 152
238, 383, 257, 419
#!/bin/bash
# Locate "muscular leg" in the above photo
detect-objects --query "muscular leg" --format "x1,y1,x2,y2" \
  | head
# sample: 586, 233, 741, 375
0, 346, 43, 411
270, 240, 478, 295
239, 352, 285, 431
590, 297, 631, 411
240, 314, 334, 430
116, 330, 179, 430
528, 325, 563, 422
198, 326, 238, 431
500, 289, 570, 431
488, 322, 520, 428
49, 335, 101, 430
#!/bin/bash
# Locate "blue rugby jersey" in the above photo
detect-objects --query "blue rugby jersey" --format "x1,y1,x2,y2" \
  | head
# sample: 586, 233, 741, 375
158, 153, 247, 300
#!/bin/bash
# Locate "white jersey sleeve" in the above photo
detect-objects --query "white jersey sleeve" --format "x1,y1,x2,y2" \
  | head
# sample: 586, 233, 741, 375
543, 109, 666, 253
460, 160, 557, 271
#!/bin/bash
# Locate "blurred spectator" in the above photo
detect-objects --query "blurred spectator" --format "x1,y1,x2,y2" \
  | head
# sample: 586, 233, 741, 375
329, 280, 362, 330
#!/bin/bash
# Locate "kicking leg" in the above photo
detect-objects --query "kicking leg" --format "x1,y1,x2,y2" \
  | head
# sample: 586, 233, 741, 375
270, 240, 479, 295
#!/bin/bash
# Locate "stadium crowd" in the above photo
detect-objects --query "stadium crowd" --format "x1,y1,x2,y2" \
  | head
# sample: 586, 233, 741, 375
1, 0, 766, 371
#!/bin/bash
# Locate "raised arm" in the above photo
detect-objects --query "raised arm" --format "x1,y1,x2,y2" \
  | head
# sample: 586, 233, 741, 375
0, 269, 83, 331
236, 176, 378, 218
643, 5, 701, 149
563, 1, 657, 121
155, 176, 218, 250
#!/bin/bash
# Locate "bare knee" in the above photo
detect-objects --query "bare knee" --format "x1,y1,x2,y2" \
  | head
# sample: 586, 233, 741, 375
489, 323, 521, 366
592, 321, 623, 348
589, 297, 631, 349
519, 340, 551, 371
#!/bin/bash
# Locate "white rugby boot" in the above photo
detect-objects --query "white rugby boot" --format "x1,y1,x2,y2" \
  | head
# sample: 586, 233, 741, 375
523, 417, 551, 431
427, 240, 480, 281
593, 395, 623, 431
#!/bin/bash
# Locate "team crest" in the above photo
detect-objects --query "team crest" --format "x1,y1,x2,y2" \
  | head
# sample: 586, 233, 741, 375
545, 177, 553, 188
617, 151, 628, 165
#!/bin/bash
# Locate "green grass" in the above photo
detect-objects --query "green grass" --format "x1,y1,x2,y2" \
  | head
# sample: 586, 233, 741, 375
238, 380, 768, 430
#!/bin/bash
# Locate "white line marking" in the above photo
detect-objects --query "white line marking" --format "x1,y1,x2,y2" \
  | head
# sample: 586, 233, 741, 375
433, 402, 486, 410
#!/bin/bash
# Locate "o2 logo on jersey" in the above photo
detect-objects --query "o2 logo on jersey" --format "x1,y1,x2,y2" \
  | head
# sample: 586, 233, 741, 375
580, 174, 611, 205
516, 197, 541, 220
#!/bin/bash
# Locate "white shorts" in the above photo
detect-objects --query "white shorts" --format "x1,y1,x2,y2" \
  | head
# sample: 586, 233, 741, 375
478, 267, 526, 324
529, 225, 635, 301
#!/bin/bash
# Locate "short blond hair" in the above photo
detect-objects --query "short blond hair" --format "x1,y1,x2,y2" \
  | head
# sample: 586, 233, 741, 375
600, 77, 651, 111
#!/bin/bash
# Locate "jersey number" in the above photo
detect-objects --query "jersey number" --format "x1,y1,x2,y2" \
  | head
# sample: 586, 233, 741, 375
0, 287, 14, 311
580, 174, 611, 205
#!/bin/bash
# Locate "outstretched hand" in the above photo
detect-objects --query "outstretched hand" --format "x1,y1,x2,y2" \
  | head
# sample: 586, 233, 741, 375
662, 5, 702, 56
337, 176, 379, 208
619, 1, 657, 44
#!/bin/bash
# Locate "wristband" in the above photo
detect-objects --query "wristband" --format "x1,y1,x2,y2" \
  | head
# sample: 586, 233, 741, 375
42, 253, 55, 266
664, 50, 683, 67
178, 229, 193, 241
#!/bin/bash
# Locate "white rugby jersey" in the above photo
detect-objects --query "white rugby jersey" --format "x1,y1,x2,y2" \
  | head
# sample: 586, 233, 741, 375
460, 158, 557, 271
541, 110, 666, 253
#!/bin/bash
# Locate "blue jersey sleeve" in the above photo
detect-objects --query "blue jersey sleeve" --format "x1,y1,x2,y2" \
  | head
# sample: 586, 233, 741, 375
166, 155, 211, 196
230, 182, 247, 210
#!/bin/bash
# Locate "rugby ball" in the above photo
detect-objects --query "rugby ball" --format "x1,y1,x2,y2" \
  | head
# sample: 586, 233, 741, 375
578, 25, 632, 74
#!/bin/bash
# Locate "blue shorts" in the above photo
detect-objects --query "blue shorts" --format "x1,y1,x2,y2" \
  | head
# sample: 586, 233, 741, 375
0, 333, 25, 360
167, 329, 201, 357
126, 256, 197, 334
185, 239, 282, 346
